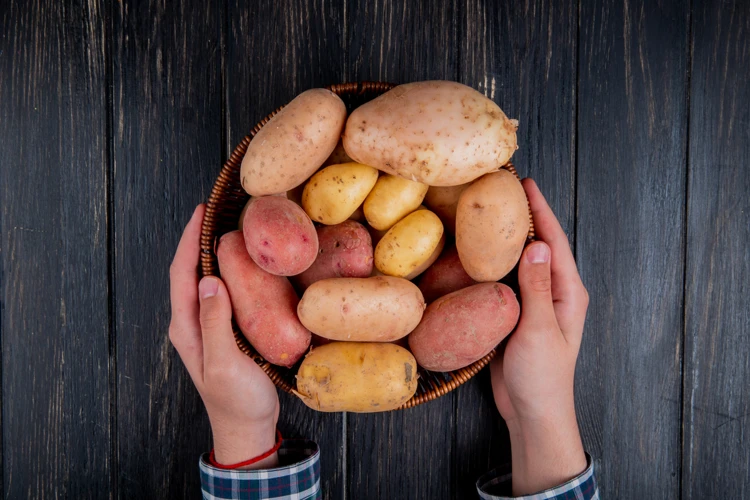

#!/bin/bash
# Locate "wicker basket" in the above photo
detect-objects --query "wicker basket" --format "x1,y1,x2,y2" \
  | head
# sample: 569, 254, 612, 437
200, 81, 535, 410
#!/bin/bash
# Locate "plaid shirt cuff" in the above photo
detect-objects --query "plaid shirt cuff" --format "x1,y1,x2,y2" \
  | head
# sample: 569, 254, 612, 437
476, 452, 598, 500
199, 439, 321, 500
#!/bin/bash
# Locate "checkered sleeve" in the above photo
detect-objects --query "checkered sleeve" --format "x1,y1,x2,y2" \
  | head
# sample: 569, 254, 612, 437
199, 439, 321, 500
476, 453, 598, 500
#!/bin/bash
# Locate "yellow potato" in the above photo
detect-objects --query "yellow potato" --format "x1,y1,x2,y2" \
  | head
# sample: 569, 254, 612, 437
342, 81, 518, 186
363, 174, 429, 230
302, 163, 379, 225
374, 209, 444, 278
456, 170, 530, 281
295, 342, 418, 412
423, 183, 470, 234
241, 89, 346, 196
405, 232, 445, 280
297, 276, 425, 342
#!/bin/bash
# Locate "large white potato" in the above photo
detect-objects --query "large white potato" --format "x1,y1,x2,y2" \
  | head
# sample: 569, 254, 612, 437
342, 81, 518, 186
241, 89, 346, 196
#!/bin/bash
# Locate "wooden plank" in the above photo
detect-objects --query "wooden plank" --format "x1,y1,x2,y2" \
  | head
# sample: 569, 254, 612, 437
346, 1, 457, 498
112, 1, 222, 497
576, 1, 689, 497
456, 1, 578, 496
682, 1, 750, 498
226, 2, 347, 499
0, 0, 111, 497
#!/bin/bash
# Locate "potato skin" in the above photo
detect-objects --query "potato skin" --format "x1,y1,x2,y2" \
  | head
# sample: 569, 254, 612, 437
404, 232, 445, 280
217, 231, 311, 367
243, 196, 319, 276
456, 170, 529, 281
298, 276, 425, 342
417, 245, 477, 302
342, 81, 518, 186
293, 221, 373, 292
241, 89, 346, 196
423, 183, 470, 234
374, 209, 444, 278
295, 342, 418, 412
409, 283, 520, 371
363, 174, 429, 230
302, 162, 379, 225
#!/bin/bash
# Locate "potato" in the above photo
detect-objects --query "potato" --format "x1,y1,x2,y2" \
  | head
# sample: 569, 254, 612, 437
295, 342, 418, 412
293, 221, 373, 291
322, 140, 353, 167
238, 192, 294, 230
302, 162, 379, 225
456, 170, 529, 281
217, 231, 311, 367
342, 81, 518, 186
417, 245, 477, 302
374, 209, 444, 278
409, 283, 520, 371
363, 174, 429, 230
297, 276, 425, 342
241, 88, 346, 196
423, 183, 470, 234
243, 196, 318, 276
405, 232, 445, 280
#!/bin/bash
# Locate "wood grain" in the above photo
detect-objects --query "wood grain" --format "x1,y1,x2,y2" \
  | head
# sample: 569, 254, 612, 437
682, 1, 750, 498
0, 0, 111, 497
456, 1, 578, 495
576, 1, 689, 497
345, 1, 458, 498
112, 1, 222, 497
226, 1, 347, 498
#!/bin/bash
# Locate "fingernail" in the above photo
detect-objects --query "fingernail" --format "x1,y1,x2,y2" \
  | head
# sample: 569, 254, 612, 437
199, 277, 219, 299
526, 243, 550, 264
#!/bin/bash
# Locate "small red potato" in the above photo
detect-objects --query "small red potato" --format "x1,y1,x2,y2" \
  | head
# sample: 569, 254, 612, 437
243, 196, 318, 276
417, 246, 477, 303
293, 221, 374, 292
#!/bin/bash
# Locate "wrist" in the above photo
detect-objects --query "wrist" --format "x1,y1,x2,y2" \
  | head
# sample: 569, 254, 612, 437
211, 418, 279, 470
507, 410, 587, 496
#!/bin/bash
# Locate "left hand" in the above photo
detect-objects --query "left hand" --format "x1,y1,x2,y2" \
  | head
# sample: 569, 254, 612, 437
168, 204, 280, 468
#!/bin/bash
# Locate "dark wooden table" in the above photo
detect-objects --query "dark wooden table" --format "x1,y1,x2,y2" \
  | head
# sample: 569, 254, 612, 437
2, 1, 748, 498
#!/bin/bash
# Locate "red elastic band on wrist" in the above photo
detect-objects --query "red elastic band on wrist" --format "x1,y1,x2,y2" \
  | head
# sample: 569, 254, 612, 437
208, 430, 283, 469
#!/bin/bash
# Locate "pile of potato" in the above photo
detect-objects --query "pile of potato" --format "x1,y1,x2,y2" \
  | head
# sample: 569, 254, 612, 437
217, 81, 529, 413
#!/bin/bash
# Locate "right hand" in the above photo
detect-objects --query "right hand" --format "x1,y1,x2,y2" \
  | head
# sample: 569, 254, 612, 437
490, 179, 589, 495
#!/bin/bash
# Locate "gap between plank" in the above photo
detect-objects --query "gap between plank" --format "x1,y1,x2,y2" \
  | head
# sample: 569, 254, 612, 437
678, 0, 695, 498
104, 0, 119, 496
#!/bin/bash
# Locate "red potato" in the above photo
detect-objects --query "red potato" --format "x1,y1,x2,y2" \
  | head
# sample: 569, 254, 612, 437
417, 246, 477, 303
293, 221, 374, 291
217, 231, 311, 367
409, 282, 520, 371
243, 196, 319, 276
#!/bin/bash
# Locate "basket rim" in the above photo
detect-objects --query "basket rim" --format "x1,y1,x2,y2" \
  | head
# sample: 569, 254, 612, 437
200, 81, 535, 411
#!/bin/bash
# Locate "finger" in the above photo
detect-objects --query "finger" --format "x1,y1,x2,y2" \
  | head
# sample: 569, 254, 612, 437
522, 180, 588, 338
516, 242, 559, 336
170, 204, 205, 328
199, 276, 243, 379
169, 204, 206, 380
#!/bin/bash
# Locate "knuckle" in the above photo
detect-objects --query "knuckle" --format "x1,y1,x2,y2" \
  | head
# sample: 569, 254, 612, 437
529, 275, 552, 293
168, 323, 182, 346
199, 311, 224, 331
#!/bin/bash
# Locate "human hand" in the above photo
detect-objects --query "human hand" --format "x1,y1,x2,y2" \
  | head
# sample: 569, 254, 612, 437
490, 179, 588, 494
169, 205, 280, 468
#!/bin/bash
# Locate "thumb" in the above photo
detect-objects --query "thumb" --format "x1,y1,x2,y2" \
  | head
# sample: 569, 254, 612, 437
199, 276, 240, 368
517, 242, 557, 331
